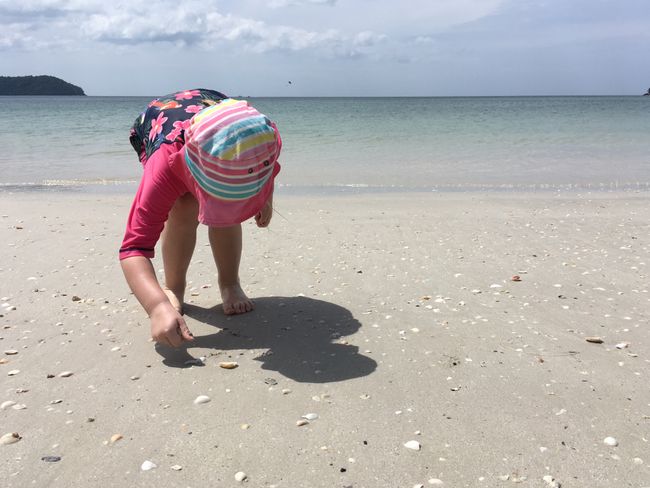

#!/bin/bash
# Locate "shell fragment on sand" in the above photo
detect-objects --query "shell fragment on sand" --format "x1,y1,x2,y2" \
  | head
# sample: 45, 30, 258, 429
0, 432, 21, 445
141, 460, 157, 471
193, 395, 211, 405
603, 436, 618, 446
235, 471, 247, 482
585, 337, 604, 344
219, 361, 239, 369
404, 440, 421, 450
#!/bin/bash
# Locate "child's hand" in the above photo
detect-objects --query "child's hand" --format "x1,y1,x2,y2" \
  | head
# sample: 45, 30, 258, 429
255, 196, 273, 228
149, 302, 194, 347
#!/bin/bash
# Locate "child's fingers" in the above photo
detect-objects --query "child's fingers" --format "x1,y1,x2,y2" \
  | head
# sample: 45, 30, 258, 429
177, 318, 194, 342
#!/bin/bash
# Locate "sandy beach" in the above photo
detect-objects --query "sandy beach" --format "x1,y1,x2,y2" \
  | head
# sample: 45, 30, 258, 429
1, 190, 648, 487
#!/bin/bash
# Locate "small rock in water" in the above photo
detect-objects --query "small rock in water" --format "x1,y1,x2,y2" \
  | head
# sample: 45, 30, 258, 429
219, 361, 239, 369
0, 432, 22, 445
603, 436, 618, 446
193, 395, 211, 405
404, 440, 421, 451
58, 371, 74, 378
41, 456, 61, 463
585, 337, 604, 344
234, 471, 247, 482
141, 460, 157, 471
302, 413, 319, 421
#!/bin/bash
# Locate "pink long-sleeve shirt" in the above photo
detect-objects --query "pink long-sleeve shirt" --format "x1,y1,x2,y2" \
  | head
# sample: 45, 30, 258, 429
119, 142, 279, 260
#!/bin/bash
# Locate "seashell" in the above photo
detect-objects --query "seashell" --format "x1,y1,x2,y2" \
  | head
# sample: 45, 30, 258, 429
7, 370, 20, 376
428, 479, 444, 486
0, 358, 8, 364
296, 419, 309, 426
11, 404, 26, 410
603, 436, 618, 446
193, 395, 211, 405
219, 361, 239, 369
615, 342, 630, 349
4, 350, 18, 355
234, 471, 247, 482
171, 464, 183, 471
585, 337, 603, 344
302, 413, 319, 421
50, 399, 63, 404
511, 275, 522, 282
1, 401, 16, 410
41, 456, 61, 462
240, 424, 251, 430
110, 434, 123, 443
141, 460, 157, 471
58, 371, 74, 377
0, 432, 21, 445
404, 440, 421, 450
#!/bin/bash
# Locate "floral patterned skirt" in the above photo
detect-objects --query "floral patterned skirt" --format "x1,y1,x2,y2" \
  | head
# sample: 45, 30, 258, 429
129, 88, 228, 164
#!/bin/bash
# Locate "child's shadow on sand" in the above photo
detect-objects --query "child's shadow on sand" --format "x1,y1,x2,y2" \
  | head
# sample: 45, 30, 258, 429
155, 296, 377, 383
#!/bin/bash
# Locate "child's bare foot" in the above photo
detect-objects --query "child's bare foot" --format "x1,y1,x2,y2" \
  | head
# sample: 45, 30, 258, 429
219, 282, 254, 315
163, 287, 184, 314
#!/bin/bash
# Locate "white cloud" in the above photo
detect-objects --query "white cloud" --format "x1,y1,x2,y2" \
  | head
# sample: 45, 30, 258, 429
269, 0, 337, 7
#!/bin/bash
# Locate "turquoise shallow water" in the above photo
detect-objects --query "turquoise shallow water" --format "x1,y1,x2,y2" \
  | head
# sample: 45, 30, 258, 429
1, 96, 648, 192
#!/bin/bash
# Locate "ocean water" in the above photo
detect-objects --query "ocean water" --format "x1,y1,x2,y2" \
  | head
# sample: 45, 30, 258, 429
1, 95, 649, 192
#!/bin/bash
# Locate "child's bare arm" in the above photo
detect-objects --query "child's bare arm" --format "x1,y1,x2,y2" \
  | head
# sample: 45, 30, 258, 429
121, 256, 193, 347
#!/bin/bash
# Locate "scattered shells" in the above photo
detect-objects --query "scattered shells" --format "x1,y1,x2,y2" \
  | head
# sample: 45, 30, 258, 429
219, 361, 239, 369
7, 370, 20, 376
603, 437, 618, 446
110, 434, 123, 443
404, 440, 421, 451
0, 432, 21, 445
234, 471, 247, 482
193, 395, 211, 405
58, 371, 74, 378
141, 460, 157, 471
585, 337, 604, 344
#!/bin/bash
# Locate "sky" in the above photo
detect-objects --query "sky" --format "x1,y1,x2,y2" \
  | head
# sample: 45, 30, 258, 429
1, 0, 649, 96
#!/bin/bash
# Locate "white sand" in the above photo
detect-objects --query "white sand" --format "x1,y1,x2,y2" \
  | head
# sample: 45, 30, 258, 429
0, 190, 648, 487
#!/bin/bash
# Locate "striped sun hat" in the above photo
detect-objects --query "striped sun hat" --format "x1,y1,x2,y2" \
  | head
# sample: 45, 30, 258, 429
184, 99, 281, 203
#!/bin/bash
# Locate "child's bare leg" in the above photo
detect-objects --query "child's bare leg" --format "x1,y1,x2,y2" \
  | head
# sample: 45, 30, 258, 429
161, 193, 199, 313
208, 224, 254, 315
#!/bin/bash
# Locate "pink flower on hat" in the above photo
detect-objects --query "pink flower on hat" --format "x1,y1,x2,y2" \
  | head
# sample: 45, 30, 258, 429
185, 104, 204, 114
148, 111, 168, 140
175, 90, 201, 101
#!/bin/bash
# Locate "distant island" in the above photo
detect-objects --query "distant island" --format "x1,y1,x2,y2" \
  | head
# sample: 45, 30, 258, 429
0, 75, 85, 96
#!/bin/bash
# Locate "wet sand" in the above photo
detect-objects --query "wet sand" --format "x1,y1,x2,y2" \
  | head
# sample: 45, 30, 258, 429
1, 190, 649, 487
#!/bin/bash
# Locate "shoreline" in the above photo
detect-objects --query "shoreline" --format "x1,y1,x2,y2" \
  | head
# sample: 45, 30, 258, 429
1, 180, 650, 196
